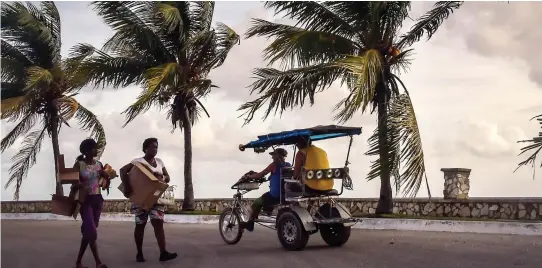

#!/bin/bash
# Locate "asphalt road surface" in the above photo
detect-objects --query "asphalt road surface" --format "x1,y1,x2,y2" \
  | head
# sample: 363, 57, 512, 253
2, 220, 541, 268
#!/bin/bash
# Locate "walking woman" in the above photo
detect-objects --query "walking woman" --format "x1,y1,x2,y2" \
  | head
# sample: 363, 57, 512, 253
73, 138, 109, 268
119, 137, 177, 263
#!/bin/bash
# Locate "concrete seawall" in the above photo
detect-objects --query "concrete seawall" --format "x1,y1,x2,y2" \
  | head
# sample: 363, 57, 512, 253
3, 212, 541, 236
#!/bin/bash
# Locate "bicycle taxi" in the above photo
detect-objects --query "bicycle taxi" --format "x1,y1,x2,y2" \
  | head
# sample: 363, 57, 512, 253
218, 125, 362, 250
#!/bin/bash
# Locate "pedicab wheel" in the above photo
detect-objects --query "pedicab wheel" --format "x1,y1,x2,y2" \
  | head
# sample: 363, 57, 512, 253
317, 204, 351, 247
219, 208, 243, 245
319, 224, 351, 247
276, 211, 309, 251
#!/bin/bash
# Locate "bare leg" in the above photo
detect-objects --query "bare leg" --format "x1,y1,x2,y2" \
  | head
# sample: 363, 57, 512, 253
151, 219, 177, 261
150, 219, 166, 252
76, 238, 89, 268
88, 240, 104, 267
134, 223, 146, 262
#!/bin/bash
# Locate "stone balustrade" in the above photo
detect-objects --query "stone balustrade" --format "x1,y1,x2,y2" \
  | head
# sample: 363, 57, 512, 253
3, 167, 540, 221
2, 197, 541, 221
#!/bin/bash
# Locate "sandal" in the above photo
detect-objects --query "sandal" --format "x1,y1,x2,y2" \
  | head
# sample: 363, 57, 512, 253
159, 251, 178, 262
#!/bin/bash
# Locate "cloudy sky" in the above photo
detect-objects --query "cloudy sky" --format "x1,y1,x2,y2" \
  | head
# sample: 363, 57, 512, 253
2, 1, 541, 201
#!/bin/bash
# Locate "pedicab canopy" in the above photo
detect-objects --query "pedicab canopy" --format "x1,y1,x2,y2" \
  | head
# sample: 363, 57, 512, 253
239, 125, 362, 151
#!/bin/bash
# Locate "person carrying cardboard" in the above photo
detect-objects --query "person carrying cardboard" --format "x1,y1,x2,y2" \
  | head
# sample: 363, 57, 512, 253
119, 138, 177, 263
72, 138, 110, 268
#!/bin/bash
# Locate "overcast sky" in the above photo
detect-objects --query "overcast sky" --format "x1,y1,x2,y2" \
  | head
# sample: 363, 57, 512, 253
2, 1, 541, 201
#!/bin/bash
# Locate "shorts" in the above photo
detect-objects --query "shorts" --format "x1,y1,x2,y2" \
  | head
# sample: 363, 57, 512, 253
80, 194, 104, 241
132, 204, 166, 225
253, 192, 280, 214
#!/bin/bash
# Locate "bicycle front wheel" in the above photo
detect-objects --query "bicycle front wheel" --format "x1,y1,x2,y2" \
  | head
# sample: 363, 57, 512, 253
219, 208, 244, 245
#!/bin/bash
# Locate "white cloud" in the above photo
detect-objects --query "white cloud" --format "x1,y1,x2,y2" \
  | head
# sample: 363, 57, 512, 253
2, 2, 542, 201
442, 1, 542, 86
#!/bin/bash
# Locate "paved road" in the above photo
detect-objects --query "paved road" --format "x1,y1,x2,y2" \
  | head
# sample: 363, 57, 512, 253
2, 220, 541, 268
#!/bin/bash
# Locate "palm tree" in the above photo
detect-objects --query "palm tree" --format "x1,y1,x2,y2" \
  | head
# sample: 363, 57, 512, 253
239, 1, 462, 214
74, 2, 239, 210
1, 2, 106, 200
516, 114, 542, 178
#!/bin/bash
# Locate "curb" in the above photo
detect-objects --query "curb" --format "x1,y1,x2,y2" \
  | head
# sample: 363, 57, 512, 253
2, 213, 541, 236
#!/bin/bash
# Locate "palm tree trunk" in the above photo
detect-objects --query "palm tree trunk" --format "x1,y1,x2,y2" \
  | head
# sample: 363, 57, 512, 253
180, 107, 195, 211
51, 115, 63, 196
375, 93, 393, 215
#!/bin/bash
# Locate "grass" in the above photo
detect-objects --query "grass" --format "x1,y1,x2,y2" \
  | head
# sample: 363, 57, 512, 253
354, 213, 498, 222
8, 210, 540, 223
352, 213, 541, 223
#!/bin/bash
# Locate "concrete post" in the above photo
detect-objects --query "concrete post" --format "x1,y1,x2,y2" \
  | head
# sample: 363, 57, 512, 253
441, 168, 471, 199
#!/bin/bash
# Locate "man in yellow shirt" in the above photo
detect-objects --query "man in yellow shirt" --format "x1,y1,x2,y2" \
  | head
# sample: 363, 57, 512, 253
289, 138, 334, 195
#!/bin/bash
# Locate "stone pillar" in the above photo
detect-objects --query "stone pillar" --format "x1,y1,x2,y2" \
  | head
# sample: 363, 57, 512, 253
441, 168, 471, 199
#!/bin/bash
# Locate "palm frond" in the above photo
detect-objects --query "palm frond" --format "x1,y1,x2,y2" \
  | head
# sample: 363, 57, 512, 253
72, 100, 107, 158
11, 2, 54, 46
333, 49, 384, 122
2, 2, 59, 66
388, 49, 414, 75
391, 94, 428, 197
366, 123, 402, 194
209, 22, 240, 69
190, 1, 215, 33
144, 62, 182, 94
0, 86, 35, 121
0, 95, 25, 115
121, 87, 163, 127
397, 1, 463, 49
56, 95, 79, 121
1, 57, 27, 83
187, 79, 214, 98
64, 43, 106, 88
40, 1, 61, 54
0, 112, 39, 152
24, 66, 53, 91
515, 114, 542, 178
156, 2, 183, 34
66, 43, 111, 69
1, 39, 33, 66
186, 30, 218, 75
246, 19, 355, 69
93, 1, 173, 63
264, 1, 355, 39
4, 127, 47, 200
239, 64, 346, 124
1, 82, 25, 100
155, 1, 190, 55
365, 94, 428, 198
323, 1, 375, 46
194, 97, 210, 118
381, 2, 411, 45
76, 54, 150, 89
